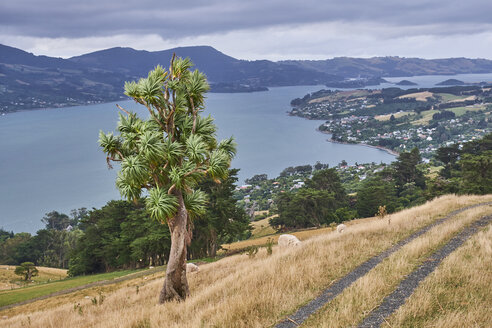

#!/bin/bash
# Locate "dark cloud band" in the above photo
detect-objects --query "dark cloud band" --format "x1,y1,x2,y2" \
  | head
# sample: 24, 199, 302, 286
1, 0, 491, 39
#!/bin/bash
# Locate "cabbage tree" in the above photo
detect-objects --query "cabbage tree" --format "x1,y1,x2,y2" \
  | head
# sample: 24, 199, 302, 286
99, 57, 236, 302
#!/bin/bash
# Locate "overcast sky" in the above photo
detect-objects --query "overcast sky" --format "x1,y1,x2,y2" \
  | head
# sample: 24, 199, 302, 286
1, 0, 491, 60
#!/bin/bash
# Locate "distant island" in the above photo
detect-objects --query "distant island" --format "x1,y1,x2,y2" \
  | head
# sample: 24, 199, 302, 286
436, 79, 465, 86
396, 80, 418, 86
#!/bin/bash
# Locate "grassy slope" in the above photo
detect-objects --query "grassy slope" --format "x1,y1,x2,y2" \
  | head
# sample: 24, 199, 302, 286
1, 195, 491, 328
447, 104, 486, 117
250, 216, 277, 238
0, 269, 140, 308
412, 109, 439, 125
301, 204, 492, 327
0, 266, 67, 291
387, 219, 492, 328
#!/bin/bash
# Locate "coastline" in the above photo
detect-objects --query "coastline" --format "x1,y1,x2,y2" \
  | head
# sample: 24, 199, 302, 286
316, 128, 400, 157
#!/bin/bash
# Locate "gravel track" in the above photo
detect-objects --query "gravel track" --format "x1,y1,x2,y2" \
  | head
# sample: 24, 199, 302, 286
358, 214, 492, 327
274, 202, 492, 328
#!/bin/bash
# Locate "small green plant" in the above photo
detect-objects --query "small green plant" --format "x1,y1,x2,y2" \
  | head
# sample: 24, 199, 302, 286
246, 245, 259, 258
136, 285, 140, 295
266, 238, 274, 256
91, 297, 98, 305
131, 318, 151, 328
73, 303, 83, 315
329, 222, 337, 231
98, 291, 105, 304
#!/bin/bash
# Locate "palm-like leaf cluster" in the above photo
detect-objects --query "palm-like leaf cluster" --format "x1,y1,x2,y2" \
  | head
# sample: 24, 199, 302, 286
99, 57, 236, 223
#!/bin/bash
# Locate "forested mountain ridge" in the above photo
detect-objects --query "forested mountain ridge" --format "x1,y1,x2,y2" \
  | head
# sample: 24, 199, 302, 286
281, 56, 492, 78
2, 43, 492, 113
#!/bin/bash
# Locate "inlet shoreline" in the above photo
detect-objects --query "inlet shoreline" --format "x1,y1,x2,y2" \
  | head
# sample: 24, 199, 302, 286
316, 128, 400, 157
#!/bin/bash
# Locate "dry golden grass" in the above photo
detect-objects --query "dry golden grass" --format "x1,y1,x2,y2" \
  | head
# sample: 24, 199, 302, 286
446, 95, 476, 103
375, 111, 412, 121
0, 266, 67, 290
0, 270, 166, 318
250, 216, 277, 238
224, 216, 376, 251
398, 91, 434, 101
301, 204, 492, 327
1, 195, 491, 328
387, 217, 492, 327
412, 109, 439, 125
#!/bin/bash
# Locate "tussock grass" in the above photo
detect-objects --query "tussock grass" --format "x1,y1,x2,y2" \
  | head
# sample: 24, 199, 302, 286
1, 195, 491, 328
301, 204, 492, 327
386, 217, 492, 327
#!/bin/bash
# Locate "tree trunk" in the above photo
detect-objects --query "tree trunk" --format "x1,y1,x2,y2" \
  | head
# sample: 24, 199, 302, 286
159, 192, 189, 303
210, 230, 217, 258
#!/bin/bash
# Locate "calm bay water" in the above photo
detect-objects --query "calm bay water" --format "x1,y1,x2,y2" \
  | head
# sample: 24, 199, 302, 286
2, 72, 492, 233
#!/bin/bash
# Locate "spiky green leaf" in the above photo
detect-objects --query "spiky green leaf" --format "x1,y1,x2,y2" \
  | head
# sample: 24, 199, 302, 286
146, 188, 178, 222
183, 189, 208, 219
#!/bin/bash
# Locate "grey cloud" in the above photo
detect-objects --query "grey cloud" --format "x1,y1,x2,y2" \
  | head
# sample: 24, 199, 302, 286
1, 0, 491, 39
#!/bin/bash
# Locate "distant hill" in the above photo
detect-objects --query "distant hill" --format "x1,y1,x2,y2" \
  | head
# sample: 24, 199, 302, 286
396, 80, 418, 86
281, 57, 492, 77
0, 44, 131, 113
69, 46, 337, 87
2, 43, 492, 113
436, 78, 465, 86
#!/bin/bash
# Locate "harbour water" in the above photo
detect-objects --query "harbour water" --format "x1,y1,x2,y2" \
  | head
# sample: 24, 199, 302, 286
2, 72, 492, 233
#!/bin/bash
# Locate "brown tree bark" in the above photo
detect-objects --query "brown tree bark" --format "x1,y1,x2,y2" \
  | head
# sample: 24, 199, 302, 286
159, 192, 189, 303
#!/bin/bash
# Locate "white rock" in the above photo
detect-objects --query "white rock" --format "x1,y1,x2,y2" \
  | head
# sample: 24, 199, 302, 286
278, 234, 301, 247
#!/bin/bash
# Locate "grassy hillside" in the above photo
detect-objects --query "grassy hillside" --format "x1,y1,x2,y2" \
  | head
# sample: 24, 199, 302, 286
1, 195, 491, 327
0, 266, 67, 291
0, 269, 145, 308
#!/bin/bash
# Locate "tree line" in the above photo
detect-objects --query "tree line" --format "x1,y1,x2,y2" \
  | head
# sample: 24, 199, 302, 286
0, 170, 250, 276
270, 133, 491, 230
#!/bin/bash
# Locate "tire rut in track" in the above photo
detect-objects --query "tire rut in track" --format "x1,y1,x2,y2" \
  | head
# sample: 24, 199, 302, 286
274, 202, 492, 328
357, 214, 492, 328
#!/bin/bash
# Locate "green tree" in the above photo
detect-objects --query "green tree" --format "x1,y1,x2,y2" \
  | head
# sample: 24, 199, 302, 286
14, 262, 38, 281
305, 168, 348, 206
42, 211, 71, 231
435, 144, 460, 179
356, 176, 397, 218
68, 200, 170, 276
99, 58, 235, 302
272, 188, 338, 230
459, 151, 492, 194
189, 169, 250, 259
0, 232, 32, 265
393, 148, 426, 191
